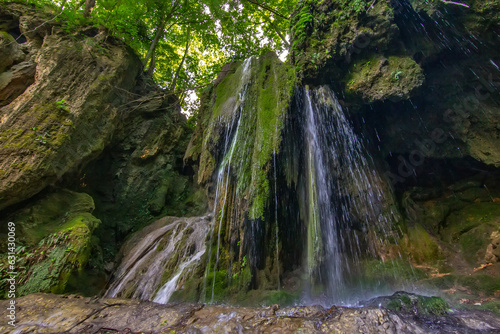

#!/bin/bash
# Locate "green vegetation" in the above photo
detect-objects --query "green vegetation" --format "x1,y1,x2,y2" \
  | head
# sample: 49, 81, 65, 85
441, 203, 500, 265
384, 292, 450, 316
8, 0, 297, 114
361, 258, 428, 291
199, 53, 295, 221
400, 224, 443, 265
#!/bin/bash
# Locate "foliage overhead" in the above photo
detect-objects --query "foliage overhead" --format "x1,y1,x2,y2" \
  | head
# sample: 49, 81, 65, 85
11, 0, 297, 114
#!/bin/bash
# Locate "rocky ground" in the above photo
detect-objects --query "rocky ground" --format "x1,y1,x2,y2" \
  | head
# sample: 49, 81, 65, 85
2, 292, 500, 333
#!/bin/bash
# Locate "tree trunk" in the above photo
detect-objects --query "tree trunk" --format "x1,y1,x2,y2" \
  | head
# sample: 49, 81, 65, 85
171, 28, 191, 92
143, 0, 179, 70
146, 49, 156, 76
83, 0, 96, 18
261, 12, 290, 48
143, 19, 166, 69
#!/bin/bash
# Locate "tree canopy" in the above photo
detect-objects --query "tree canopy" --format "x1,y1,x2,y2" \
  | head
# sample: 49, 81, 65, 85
15, 0, 297, 114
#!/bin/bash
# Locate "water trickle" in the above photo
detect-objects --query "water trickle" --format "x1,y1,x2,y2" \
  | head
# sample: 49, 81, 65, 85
202, 57, 254, 303
154, 249, 205, 304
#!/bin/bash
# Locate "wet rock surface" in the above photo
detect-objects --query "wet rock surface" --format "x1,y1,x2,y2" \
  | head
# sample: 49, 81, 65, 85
2, 292, 500, 333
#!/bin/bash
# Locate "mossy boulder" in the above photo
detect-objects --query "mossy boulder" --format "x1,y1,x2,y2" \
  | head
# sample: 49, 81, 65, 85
199, 53, 294, 216
441, 202, 500, 266
400, 224, 443, 265
0, 189, 101, 297
186, 53, 296, 300
364, 291, 450, 317
345, 55, 424, 103
290, 0, 399, 85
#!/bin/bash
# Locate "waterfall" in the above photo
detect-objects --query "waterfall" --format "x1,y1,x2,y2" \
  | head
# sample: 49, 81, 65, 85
105, 216, 210, 303
105, 57, 404, 306
301, 86, 398, 303
202, 57, 254, 303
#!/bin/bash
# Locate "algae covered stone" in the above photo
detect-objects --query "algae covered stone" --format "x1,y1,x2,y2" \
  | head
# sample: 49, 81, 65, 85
0, 189, 101, 297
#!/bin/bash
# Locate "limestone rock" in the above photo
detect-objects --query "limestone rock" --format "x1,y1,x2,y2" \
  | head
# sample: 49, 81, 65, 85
0, 60, 36, 106
485, 231, 500, 263
0, 30, 25, 72
0, 6, 141, 211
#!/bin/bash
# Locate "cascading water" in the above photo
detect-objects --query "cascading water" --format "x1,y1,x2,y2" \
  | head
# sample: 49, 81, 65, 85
299, 86, 400, 303
105, 216, 210, 303
105, 56, 404, 306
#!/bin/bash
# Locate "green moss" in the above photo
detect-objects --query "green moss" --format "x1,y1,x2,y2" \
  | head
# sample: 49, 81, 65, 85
401, 224, 443, 265
344, 55, 424, 102
424, 272, 500, 298
195, 54, 296, 300
421, 296, 450, 316
361, 259, 427, 289
442, 203, 500, 241
198, 52, 295, 282
0, 190, 100, 298
15, 190, 95, 245
203, 270, 229, 302
382, 292, 450, 316
441, 203, 500, 264
0, 101, 73, 154
212, 62, 247, 118
472, 299, 500, 315
458, 274, 500, 296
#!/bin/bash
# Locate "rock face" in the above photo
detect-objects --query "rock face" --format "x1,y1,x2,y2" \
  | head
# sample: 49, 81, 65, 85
0, 3, 140, 210
105, 216, 210, 303
291, 0, 500, 166
183, 53, 296, 302
2, 292, 500, 333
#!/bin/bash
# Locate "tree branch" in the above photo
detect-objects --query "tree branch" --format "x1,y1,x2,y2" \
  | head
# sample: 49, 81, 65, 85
258, 9, 290, 48
242, 0, 289, 20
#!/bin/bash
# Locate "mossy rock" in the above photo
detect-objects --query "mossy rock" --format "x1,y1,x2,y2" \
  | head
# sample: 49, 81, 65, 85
290, 0, 398, 83
360, 259, 428, 290
198, 53, 295, 220
344, 55, 424, 103
425, 271, 500, 299
0, 189, 100, 297
365, 291, 450, 316
0, 30, 25, 72
441, 202, 500, 265
401, 224, 443, 265
14, 189, 96, 245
